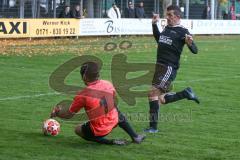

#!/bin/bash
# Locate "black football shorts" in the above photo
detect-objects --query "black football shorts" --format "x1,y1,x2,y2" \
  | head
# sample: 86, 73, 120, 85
81, 122, 105, 141
152, 63, 177, 93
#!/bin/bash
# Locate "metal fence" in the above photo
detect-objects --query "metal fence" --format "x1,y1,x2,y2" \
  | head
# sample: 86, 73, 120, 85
0, 0, 239, 19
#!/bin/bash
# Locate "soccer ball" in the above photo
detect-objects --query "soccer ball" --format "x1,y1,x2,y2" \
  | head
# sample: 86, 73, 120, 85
42, 119, 60, 136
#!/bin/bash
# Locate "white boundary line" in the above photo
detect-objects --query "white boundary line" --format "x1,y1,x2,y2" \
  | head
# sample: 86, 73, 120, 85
0, 75, 239, 101
0, 92, 61, 101
175, 75, 240, 83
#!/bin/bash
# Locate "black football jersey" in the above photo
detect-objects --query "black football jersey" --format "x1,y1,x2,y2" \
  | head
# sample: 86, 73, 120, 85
153, 24, 198, 69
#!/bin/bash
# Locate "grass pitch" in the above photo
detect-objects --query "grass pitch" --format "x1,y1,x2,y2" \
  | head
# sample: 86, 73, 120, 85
0, 35, 240, 160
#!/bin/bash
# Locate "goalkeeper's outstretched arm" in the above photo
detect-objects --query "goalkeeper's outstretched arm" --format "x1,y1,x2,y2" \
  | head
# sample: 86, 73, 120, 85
50, 105, 75, 119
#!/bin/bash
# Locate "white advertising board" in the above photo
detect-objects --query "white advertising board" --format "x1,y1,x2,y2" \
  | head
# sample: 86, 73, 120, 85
80, 19, 240, 36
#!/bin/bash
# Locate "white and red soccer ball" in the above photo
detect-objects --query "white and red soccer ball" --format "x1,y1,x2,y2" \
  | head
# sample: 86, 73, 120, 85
42, 119, 60, 136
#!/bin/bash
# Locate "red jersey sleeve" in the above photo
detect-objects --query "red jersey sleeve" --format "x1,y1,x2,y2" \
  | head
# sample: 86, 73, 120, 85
69, 95, 85, 113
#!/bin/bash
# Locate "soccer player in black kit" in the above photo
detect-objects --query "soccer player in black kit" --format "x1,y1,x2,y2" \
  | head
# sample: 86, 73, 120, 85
144, 5, 200, 133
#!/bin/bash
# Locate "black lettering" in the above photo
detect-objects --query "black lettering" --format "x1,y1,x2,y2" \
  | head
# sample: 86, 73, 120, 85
100, 97, 108, 114
0, 22, 7, 34
9, 22, 21, 34
23, 22, 27, 34
105, 20, 114, 33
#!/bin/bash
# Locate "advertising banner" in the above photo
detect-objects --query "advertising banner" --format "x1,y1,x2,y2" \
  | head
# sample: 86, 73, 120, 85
0, 19, 79, 38
80, 18, 154, 36
1, 18, 240, 38
30, 19, 79, 37
79, 19, 201, 36
191, 20, 240, 34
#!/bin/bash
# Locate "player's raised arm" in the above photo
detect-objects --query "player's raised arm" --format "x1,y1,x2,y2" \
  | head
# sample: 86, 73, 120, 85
185, 34, 198, 54
152, 14, 160, 43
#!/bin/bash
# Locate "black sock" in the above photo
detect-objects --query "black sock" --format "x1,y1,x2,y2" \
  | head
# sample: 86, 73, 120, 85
80, 132, 114, 145
94, 137, 114, 145
164, 90, 188, 104
118, 112, 138, 138
149, 100, 159, 130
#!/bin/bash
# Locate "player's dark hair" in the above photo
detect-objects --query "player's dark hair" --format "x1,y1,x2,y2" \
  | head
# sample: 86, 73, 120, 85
80, 61, 100, 82
167, 5, 182, 17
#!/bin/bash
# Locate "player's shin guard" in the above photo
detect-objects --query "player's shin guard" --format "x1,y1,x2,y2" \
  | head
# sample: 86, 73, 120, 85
149, 100, 159, 130
118, 112, 138, 138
